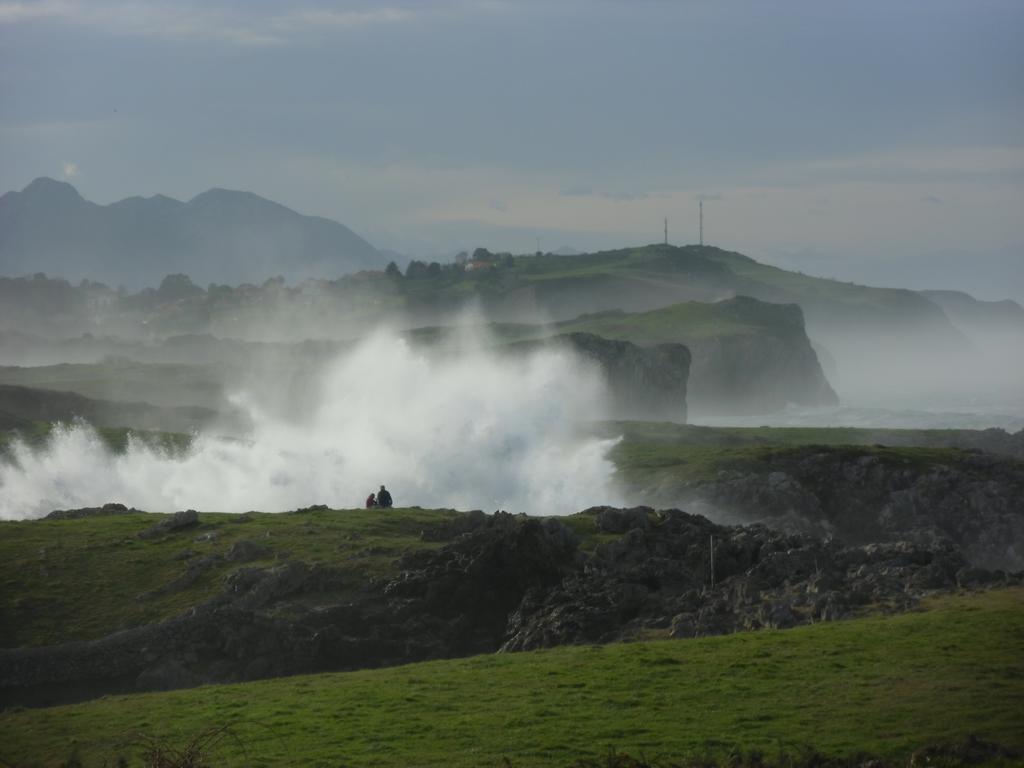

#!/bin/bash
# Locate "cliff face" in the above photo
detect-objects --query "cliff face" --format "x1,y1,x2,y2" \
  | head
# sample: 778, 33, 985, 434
685, 329, 837, 416
657, 448, 1024, 572
509, 332, 690, 423
549, 296, 836, 417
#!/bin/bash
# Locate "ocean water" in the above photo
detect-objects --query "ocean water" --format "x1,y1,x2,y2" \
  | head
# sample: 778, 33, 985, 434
690, 396, 1024, 432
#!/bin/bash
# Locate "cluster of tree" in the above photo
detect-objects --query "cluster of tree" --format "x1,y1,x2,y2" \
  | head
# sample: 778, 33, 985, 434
383, 248, 517, 283
0, 244, 549, 336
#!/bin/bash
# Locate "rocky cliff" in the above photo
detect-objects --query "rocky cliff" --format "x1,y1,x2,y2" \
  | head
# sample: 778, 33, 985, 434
684, 327, 837, 415
508, 332, 690, 422
553, 297, 837, 416
653, 447, 1024, 571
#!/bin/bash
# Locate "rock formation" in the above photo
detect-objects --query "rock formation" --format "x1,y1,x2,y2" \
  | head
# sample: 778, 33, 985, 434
509, 333, 691, 422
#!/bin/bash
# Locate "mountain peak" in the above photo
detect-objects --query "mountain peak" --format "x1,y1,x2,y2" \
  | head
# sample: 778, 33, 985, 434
186, 187, 296, 219
0, 179, 384, 287
20, 177, 84, 203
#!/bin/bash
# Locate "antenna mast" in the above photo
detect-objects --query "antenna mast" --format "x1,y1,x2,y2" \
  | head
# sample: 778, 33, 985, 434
664, 217, 668, 245
699, 200, 703, 246
710, 534, 715, 588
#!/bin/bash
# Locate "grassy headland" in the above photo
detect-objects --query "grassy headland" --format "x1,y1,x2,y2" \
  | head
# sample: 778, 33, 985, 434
599, 421, 1020, 486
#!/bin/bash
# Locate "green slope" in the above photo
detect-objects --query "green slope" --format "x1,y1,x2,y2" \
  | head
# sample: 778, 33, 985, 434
0, 508, 465, 648
0, 508, 618, 649
1, 589, 1021, 767
554, 297, 806, 343
597, 421, 1023, 491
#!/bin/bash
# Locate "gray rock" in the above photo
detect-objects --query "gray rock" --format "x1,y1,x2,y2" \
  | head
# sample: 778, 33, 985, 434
591, 506, 652, 534
45, 502, 137, 520
137, 509, 199, 540
224, 540, 271, 563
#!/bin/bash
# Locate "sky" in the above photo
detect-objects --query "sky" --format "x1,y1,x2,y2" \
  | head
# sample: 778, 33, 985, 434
1, 0, 1022, 298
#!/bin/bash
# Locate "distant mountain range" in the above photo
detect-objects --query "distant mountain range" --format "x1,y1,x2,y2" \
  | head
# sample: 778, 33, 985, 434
0, 178, 387, 288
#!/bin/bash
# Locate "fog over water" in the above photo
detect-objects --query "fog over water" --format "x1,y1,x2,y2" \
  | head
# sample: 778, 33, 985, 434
694, 325, 1024, 432
689, 400, 1024, 432
0, 330, 623, 520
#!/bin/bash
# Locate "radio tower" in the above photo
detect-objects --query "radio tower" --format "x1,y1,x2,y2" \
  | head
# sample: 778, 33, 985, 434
699, 200, 703, 246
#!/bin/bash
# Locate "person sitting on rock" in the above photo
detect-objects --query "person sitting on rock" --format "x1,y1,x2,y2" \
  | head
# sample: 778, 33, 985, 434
377, 485, 393, 509
365, 492, 377, 509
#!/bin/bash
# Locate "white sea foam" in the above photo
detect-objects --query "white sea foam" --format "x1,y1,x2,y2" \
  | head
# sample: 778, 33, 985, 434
0, 330, 623, 520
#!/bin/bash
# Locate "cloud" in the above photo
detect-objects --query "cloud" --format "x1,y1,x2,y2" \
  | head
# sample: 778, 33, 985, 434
795, 147, 1024, 185
921, 195, 943, 205
0, 0, 71, 23
604, 191, 649, 202
558, 186, 659, 202
62, 161, 79, 178
488, 199, 508, 212
0, 1, 418, 45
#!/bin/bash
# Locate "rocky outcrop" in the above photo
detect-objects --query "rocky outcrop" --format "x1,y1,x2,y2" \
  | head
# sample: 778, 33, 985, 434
501, 509, 1003, 651
685, 329, 837, 415
547, 296, 835, 417
137, 509, 199, 540
677, 448, 1024, 571
677, 298, 837, 415
510, 333, 690, 422
44, 502, 140, 520
1, 507, 1017, 709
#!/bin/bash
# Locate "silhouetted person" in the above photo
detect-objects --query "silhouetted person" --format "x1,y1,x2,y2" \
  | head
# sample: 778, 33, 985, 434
365, 492, 377, 509
377, 485, 393, 509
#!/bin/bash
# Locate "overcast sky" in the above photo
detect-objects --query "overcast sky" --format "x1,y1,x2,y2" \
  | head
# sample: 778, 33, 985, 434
1, 0, 1022, 296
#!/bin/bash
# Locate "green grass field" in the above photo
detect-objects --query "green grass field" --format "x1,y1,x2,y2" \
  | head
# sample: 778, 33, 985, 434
0, 508, 463, 648
0, 508, 620, 649
1, 588, 1021, 767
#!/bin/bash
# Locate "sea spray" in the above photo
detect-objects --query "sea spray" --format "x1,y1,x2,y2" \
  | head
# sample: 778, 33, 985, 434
0, 329, 623, 519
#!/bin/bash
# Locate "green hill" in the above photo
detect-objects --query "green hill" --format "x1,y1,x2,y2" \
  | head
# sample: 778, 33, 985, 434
1, 588, 1020, 767
554, 297, 805, 342
0, 508, 467, 649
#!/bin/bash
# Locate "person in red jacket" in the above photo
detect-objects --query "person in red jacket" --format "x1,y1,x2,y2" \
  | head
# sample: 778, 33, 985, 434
365, 492, 377, 508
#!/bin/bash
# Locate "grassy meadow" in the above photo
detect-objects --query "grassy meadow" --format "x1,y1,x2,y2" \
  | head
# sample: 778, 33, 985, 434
0, 508, 623, 649
0, 508, 462, 648
0, 589, 1021, 767
598, 421, 989, 497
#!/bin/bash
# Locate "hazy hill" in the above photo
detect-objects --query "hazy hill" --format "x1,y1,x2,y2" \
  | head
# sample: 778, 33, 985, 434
920, 290, 1024, 332
0, 178, 386, 288
0, 383, 217, 435
442, 244, 981, 399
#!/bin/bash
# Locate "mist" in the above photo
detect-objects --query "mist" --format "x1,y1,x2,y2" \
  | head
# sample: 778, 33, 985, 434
0, 329, 623, 520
